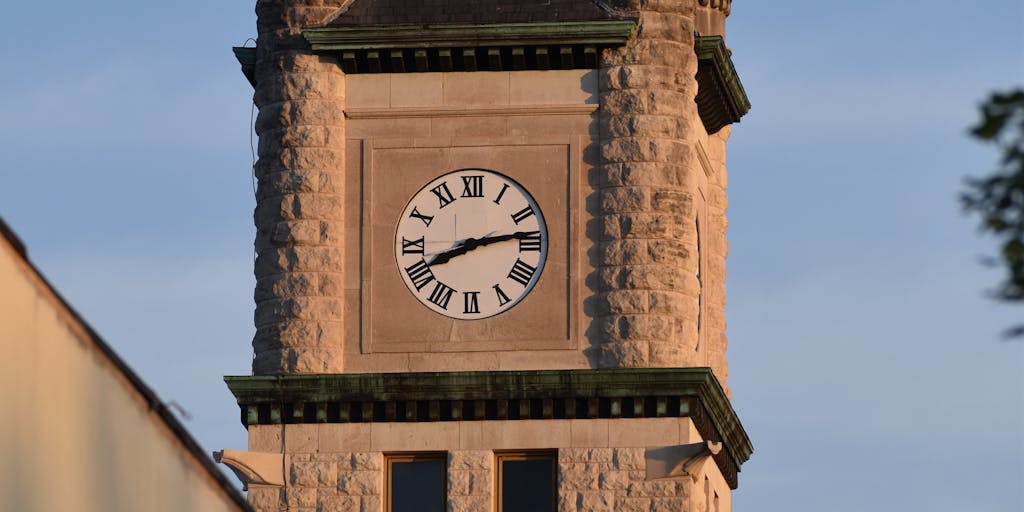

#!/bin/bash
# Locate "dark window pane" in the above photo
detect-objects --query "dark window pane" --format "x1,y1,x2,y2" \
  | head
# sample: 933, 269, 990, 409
391, 460, 444, 512
501, 458, 554, 512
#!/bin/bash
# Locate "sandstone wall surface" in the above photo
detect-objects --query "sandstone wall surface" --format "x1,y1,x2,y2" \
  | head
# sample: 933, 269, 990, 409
252, 0, 349, 373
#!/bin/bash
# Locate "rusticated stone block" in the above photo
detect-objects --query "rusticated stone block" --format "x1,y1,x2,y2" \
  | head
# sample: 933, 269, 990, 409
252, 319, 343, 351
351, 452, 382, 471
601, 113, 688, 138
599, 186, 650, 213
254, 296, 343, 326
258, 125, 347, 154
317, 494, 358, 512
636, 11, 694, 41
257, 170, 343, 201
255, 193, 342, 224
448, 450, 490, 470
255, 99, 346, 133
598, 290, 650, 315
613, 449, 645, 471
602, 89, 692, 116
449, 496, 490, 512
598, 240, 648, 266
254, 246, 343, 275
254, 50, 338, 78
252, 347, 344, 374
614, 496, 652, 512
257, 147, 346, 174
286, 487, 317, 508
598, 162, 691, 188
579, 491, 615, 512
337, 470, 380, 495
247, 486, 283, 511
291, 461, 337, 487
601, 137, 690, 163
254, 70, 345, 106
598, 340, 649, 367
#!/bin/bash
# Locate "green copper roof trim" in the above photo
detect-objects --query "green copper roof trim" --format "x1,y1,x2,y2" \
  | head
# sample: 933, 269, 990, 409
232, 46, 256, 87
225, 367, 751, 487
694, 35, 751, 133
303, 20, 637, 51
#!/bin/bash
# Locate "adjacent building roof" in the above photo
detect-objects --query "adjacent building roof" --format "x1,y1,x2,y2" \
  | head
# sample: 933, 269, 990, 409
324, 0, 629, 26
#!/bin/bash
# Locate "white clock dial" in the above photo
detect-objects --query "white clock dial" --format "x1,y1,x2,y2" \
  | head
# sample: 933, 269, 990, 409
395, 169, 548, 319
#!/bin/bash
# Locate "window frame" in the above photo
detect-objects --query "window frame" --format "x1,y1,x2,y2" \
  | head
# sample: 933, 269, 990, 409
495, 450, 557, 512
385, 452, 448, 512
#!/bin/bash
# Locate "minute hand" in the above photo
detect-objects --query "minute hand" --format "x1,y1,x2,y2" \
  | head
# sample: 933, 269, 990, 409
429, 232, 534, 266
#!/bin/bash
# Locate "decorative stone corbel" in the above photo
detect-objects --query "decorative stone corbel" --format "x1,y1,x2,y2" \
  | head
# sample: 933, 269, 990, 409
644, 441, 723, 481
213, 449, 285, 490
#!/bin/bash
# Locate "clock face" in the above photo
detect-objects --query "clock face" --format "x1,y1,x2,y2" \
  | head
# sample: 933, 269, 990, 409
395, 169, 548, 320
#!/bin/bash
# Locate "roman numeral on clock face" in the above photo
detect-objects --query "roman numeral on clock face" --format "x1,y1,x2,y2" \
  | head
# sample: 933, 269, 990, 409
507, 258, 537, 287
518, 231, 541, 252
431, 182, 456, 209
493, 183, 510, 205
511, 205, 535, 225
409, 207, 433, 227
401, 236, 424, 254
463, 291, 480, 314
461, 175, 484, 198
427, 281, 456, 310
404, 259, 435, 291
493, 283, 512, 307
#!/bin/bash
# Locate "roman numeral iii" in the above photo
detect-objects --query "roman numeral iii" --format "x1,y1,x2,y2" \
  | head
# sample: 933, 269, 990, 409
518, 231, 541, 252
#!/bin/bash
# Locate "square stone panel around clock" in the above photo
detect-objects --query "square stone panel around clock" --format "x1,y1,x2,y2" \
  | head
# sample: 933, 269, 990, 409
355, 138, 581, 354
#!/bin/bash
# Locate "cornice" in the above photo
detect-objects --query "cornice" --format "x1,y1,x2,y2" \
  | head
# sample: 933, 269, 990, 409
225, 367, 752, 488
698, 0, 733, 16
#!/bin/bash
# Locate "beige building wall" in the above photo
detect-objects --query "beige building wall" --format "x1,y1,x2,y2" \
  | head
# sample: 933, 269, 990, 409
245, 419, 732, 512
0, 225, 246, 512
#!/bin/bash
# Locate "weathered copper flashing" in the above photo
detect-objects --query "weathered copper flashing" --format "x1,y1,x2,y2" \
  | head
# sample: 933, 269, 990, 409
232, 46, 256, 87
301, 21, 635, 73
305, 21, 636, 50
694, 35, 750, 134
224, 367, 751, 488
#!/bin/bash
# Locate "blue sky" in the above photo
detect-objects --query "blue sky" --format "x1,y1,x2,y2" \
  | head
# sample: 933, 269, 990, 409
1, 1, 1021, 510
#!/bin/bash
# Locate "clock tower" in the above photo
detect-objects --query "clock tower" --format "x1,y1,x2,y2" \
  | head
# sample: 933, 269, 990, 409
219, 1, 752, 511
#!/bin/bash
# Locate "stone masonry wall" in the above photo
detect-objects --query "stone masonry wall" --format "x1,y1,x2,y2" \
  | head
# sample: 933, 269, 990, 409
558, 448, 692, 512
596, 1, 715, 370
448, 451, 493, 512
252, 0, 349, 373
247, 452, 383, 512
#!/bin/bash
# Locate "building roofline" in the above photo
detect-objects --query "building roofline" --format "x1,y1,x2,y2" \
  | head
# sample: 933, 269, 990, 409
0, 215, 250, 511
